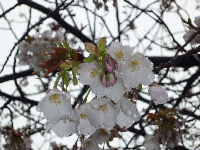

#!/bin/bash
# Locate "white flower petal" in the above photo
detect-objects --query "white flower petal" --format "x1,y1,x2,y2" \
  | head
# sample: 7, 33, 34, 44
106, 41, 134, 61
82, 138, 100, 150
78, 62, 101, 86
36, 89, 72, 122
117, 112, 134, 128
52, 118, 77, 137
78, 116, 96, 136
149, 86, 168, 105
144, 135, 160, 150
121, 53, 154, 88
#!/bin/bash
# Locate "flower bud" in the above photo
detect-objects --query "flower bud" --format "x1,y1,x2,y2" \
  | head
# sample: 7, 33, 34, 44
100, 71, 117, 87
104, 54, 118, 72
108, 72, 116, 86
101, 73, 107, 87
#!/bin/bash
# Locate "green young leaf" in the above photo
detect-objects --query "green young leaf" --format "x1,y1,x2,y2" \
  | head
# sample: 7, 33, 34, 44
72, 69, 78, 85
54, 67, 70, 88
59, 42, 64, 48
72, 60, 81, 86
83, 54, 97, 63
59, 42, 73, 58
72, 60, 81, 71
97, 37, 106, 53
63, 70, 69, 88
60, 42, 74, 58
62, 41, 71, 50
85, 42, 96, 54
137, 84, 142, 90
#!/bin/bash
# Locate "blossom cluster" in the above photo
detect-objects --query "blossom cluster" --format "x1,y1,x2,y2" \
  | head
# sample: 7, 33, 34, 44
145, 108, 186, 149
34, 38, 169, 149
144, 135, 160, 150
0, 126, 32, 150
17, 30, 64, 71
36, 89, 139, 136
78, 41, 155, 102
183, 16, 200, 45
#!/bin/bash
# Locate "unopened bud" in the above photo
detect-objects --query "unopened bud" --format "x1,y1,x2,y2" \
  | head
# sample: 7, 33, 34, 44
102, 73, 107, 87
104, 54, 118, 72
100, 71, 117, 87
109, 72, 116, 86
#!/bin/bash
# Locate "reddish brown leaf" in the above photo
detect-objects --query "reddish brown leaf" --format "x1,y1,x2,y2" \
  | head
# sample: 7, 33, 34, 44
38, 47, 69, 77
147, 113, 157, 120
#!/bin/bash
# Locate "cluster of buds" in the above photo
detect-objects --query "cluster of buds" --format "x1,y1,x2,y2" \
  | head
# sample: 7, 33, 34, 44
146, 108, 186, 149
101, 54, 118, 87
0, 126, 32, 150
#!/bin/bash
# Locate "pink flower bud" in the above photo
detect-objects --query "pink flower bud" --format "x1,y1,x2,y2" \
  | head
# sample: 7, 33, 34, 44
105, 61, 113, 72
101, 72, 107, 87
100, 71, 117, 87
109, 72, 116, 85
102, 74, 107, 87
104, 54, 118, 72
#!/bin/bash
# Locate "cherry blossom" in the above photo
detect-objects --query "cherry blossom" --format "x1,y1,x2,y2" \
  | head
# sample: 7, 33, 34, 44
106, 41, 134, 61
194, 16, 200, 27
51, 111, 79, 137
90, 128, 110, 144
117, 98, 140, 128
17, 30, 64, 71
78, 62, 128, 102
120, 53, 155, 88
77, 62, 101, 88
144, 135, 160, 150
77, 98, 118, 135
82, 138, 100, 150
36, 89, 72, 122
183, 28, 200, 45
148, 86, 168, 105
34, 38, 169, 149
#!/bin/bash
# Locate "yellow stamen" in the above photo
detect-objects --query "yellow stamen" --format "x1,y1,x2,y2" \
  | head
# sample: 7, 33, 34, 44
86, 141, 92, 147
96, 105, 108, 112
48, 94, 61, 106
89, 68, 99, 78
80, 114, 87, 120
128, 60, 140, 72
115, 49, 125, 61
62, 118, 72, 123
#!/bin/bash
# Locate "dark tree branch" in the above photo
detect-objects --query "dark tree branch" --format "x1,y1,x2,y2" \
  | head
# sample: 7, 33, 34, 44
0, 53, 199, 84
0, 90, 38, 106
0, 69, 33, 83
153, 47, 200, 74
18, 0, 94, 44
173, 68, 200, 108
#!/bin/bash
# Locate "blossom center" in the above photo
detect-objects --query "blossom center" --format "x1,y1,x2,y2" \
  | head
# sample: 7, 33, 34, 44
80, 114, 87, 120
89, 68, 99, 78
62, 118, 72, 123
115, 49, 125, 61
23, 43, 28, 48
96, 105, 107, 112
34, 43, 38, 47
85, 141, 92, 147
48, 94, 61, 105
128, 60, 140, 72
